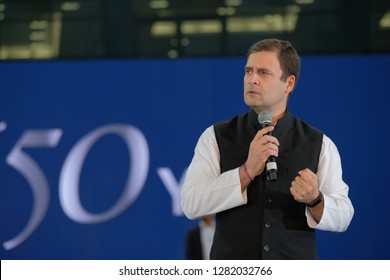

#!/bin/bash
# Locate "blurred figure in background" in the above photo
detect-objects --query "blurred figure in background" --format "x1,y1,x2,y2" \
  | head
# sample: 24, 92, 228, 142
185, 215, 215, 260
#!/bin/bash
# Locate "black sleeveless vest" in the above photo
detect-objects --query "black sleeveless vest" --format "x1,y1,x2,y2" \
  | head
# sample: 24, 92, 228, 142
210, 109, 323, 259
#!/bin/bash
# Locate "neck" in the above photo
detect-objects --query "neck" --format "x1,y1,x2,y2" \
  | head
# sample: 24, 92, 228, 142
272, 110, 286, 125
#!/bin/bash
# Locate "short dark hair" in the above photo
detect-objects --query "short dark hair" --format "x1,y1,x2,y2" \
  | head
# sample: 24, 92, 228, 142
247, 39, 301, 90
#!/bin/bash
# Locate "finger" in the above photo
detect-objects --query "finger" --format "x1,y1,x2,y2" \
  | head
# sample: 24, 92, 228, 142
290, 186, 304, 202
296, 172, 319, 197
263, 141, 279, 152
293, 172, 306, 185
290, 186, 296, 197
295, 172, 312, 188
292, 174, 314, 196
298, 168, 316, 181
262, 135, 279, 146
291, 178, 303, 192
253, 135, 279, 153
253, 126, 274, 141
300, 172, 318, 191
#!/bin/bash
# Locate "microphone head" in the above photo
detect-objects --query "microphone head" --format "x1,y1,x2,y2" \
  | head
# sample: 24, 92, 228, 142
258, 112, 272, 126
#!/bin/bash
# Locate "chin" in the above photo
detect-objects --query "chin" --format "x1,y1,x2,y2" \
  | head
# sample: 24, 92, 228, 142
244, 98, 260, 108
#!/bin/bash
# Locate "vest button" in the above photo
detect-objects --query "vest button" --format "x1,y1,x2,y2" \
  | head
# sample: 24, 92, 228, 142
264, 221, 272, 228
263, 244, 270, 252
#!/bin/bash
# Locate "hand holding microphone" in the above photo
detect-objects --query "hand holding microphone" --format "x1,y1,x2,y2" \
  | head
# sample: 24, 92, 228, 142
258, 112, 278, 181
243, 112, 279, 182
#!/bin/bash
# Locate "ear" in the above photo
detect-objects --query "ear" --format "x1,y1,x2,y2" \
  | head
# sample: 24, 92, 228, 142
285, 75, 296, 95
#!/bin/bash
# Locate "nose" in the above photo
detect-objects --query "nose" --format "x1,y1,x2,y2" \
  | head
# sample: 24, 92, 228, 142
248, 73, 260, 85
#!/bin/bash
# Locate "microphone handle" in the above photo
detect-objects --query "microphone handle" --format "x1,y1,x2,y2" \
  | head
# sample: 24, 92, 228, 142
264, 124, 278, 182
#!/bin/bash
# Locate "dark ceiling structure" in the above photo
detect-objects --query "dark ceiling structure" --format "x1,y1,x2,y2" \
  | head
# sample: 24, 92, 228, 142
0, 0, 389, 60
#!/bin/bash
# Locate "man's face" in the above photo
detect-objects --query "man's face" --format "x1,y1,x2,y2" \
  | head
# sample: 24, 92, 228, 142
243, 51, 293, 115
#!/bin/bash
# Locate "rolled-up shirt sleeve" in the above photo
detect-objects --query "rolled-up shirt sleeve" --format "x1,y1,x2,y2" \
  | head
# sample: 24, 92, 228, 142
181, 126, 247, 220
306, 135, 354, 232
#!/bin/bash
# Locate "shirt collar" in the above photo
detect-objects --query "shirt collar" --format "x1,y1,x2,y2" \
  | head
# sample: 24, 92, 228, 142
248, 108, 293, 133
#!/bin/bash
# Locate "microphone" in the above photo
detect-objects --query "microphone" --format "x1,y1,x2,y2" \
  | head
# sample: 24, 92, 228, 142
258, 112, 278, 182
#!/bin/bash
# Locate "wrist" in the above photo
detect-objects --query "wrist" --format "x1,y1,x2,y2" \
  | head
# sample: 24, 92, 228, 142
242, 163, 254, 181
305, 191, 323, 208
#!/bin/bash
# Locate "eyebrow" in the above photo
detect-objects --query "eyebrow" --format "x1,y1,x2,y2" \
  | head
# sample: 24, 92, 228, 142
245, 65, 273, 74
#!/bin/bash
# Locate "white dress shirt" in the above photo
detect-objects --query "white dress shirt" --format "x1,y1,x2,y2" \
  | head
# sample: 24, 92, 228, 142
199, 219, 215, 260
181, 126, 354, 232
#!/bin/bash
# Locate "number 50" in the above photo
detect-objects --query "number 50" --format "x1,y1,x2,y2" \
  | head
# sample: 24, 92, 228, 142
4, 124, 149, 250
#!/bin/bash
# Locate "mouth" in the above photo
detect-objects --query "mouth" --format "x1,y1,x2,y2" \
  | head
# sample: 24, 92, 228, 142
247, 89, 260, 95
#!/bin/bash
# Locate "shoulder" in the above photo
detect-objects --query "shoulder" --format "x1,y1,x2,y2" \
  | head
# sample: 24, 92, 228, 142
321, 134, 341, 156
289, 113, 324, 138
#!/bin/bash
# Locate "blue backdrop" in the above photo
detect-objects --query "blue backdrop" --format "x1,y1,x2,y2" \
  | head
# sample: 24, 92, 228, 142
1, 55, 389, 260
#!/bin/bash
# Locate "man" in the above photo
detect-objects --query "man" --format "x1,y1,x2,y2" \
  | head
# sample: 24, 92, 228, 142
181, 39, 354, 259
185, 215, 215, 260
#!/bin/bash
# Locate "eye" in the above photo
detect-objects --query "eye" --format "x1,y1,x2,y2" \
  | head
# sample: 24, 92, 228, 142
261, 70, 269, 75
260, 69, 272, 77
